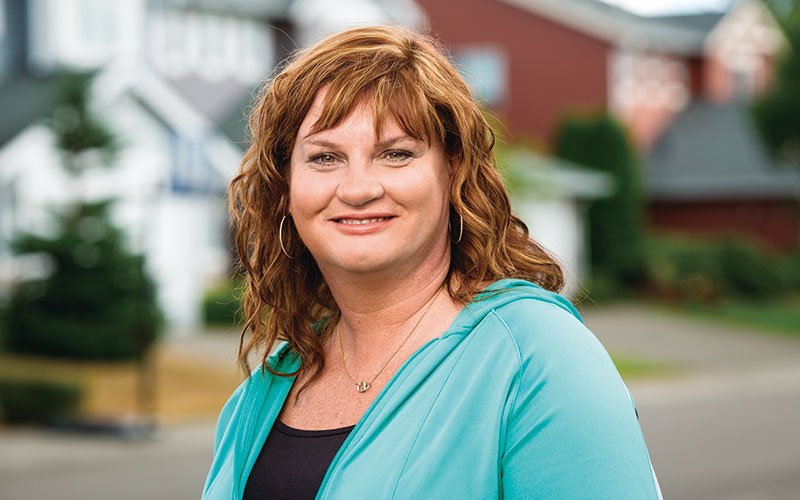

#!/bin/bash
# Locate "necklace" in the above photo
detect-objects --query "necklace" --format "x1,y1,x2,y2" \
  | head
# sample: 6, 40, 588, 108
336, 287, 441, 393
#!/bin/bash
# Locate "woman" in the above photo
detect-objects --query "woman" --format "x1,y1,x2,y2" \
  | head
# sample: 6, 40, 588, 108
203, 26, 661, 499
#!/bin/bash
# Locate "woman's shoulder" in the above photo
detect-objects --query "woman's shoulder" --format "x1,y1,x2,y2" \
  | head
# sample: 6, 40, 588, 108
468, 280, 612, 374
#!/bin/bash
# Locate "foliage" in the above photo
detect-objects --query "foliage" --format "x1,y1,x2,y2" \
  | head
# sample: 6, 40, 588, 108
678, 296, 800, 338
3, 73, 162, 360
554, 113, 646, 287
752, 1, 800, 165
203, 277, 245, 327
644, 233, 788, 302
46, 72, 118, 175
6, 201, 162, 359
0, 376, 83, 424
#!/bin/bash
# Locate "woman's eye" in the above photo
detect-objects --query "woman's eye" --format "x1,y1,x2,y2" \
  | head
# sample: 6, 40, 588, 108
310, 153, 338, 166
384, 150, 413, 162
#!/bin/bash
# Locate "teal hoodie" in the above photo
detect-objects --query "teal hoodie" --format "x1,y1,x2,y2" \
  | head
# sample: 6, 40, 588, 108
202, 279, 661, 499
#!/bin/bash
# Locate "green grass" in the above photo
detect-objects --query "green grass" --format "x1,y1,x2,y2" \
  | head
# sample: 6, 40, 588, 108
610, 354, 679, 379
661, 295, 800, 338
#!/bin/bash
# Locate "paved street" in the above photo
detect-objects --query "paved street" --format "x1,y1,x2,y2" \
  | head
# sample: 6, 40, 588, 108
584, 304, 800, 500
1, 305, 798, 499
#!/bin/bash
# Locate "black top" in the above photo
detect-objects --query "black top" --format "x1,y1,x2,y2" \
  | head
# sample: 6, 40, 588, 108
242, 420, 355, 500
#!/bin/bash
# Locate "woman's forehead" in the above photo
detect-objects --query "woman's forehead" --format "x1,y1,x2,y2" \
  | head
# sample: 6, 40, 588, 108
295, 89, 428, 145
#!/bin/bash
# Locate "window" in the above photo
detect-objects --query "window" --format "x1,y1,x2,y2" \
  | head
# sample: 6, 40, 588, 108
453, 46, 508, 107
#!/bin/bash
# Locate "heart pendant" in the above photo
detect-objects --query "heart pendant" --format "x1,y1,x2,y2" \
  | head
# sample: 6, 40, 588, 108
356, 381, 371, 393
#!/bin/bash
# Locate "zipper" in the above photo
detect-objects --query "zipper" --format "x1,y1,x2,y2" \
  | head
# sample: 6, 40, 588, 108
314, 335, 445, 499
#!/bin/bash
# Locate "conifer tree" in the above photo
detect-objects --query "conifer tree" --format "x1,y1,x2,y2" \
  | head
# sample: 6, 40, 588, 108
555, 114, 646, 288
6, 73, 161, 360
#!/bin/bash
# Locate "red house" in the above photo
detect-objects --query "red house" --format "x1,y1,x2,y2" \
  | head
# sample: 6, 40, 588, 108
415, 0, 800, 249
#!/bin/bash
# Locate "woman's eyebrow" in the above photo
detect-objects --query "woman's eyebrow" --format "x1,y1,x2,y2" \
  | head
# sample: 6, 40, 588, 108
374, 135, 421, 149
300, 135, 420, 149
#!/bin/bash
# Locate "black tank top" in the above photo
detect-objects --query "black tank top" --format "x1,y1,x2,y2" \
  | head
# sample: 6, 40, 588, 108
242, 420, 355, 500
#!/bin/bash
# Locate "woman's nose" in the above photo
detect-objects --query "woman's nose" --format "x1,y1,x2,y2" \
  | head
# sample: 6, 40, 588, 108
336, 160, 385, 206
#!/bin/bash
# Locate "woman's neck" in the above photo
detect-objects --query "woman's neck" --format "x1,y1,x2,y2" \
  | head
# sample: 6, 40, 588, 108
321, 256, 452, 349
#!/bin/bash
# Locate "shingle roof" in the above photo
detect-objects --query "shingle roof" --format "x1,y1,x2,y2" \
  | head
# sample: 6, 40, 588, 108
647, 100, 800, 200
499, 0, 727, 54
650, 12, 726, 33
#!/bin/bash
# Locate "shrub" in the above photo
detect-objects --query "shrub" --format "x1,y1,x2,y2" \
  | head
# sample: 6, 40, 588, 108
645, 234, 787, 302
778, 252, 800, 290
645, 235, 725, 302
0, 376, 84, 424
715, 238, 785, 299
6, 201, 163, 360
554, 113, 646, 287
203, 277, 244, 327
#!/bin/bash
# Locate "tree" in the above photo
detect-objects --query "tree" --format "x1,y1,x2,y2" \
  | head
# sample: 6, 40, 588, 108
555, 114, 646, 288
5, 73, 161, 360
752, 1, 800, 165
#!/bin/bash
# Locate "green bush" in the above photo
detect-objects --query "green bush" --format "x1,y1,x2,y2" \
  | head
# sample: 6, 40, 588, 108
0, 376, 84, 424
6, 202, 163, 360
203, 277, 244, 327
645, 234, 787, 302
778, 252, 800, 290
554, 113, 646, 287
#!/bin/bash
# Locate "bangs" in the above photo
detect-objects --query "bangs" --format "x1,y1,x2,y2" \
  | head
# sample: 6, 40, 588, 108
309, 69, 446, 146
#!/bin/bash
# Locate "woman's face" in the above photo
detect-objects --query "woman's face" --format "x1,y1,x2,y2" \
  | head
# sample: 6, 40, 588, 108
288, 91, 452, 278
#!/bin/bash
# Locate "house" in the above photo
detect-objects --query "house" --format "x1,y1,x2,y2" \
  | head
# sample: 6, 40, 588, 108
415, 0, 799, 249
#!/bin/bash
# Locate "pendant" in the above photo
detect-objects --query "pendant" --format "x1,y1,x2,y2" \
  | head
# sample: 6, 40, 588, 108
356, 381, 371, 393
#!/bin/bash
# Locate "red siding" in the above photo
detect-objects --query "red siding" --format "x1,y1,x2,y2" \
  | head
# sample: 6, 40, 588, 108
649, 199, 800, 250
416, 0, 611, 146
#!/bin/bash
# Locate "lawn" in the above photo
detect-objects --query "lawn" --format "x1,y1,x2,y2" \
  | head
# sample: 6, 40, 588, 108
0, 346, 242, 424
611, 354, 679, 380
658, 295, 800, 338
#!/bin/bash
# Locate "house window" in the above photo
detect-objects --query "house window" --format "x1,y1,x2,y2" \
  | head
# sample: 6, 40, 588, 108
453, 46, 508, 107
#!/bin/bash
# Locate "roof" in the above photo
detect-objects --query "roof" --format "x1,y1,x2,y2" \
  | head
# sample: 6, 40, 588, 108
166, 75, 256, 148
498, 0, 725, 55
506, 149, 614, 200
650, 12, 726, 33
0, 71, 67, 147
646, 100, 800, 200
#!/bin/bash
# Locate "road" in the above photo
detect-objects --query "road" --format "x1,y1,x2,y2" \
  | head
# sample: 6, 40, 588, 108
1, 305, 798, 500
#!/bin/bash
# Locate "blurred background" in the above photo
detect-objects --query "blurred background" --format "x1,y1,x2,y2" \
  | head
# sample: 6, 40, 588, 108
0, 0, 798, 499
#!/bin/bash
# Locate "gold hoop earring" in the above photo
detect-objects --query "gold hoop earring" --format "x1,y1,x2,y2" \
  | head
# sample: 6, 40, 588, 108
451, 211, 463, 244
279, 215, 293, 259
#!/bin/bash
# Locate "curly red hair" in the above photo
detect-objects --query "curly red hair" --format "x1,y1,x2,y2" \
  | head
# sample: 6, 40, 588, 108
229, 26, 563, 382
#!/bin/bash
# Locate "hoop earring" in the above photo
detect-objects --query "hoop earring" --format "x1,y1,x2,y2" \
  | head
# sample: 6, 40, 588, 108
451, 211, 463, 244
279, 215, 293, 259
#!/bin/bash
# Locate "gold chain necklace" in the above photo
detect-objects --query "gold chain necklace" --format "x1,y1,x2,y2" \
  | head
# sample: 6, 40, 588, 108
337, 287, 441, 393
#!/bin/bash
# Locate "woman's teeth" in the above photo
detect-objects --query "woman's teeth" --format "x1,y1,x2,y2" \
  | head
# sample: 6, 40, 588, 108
339, 217, 388, 225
